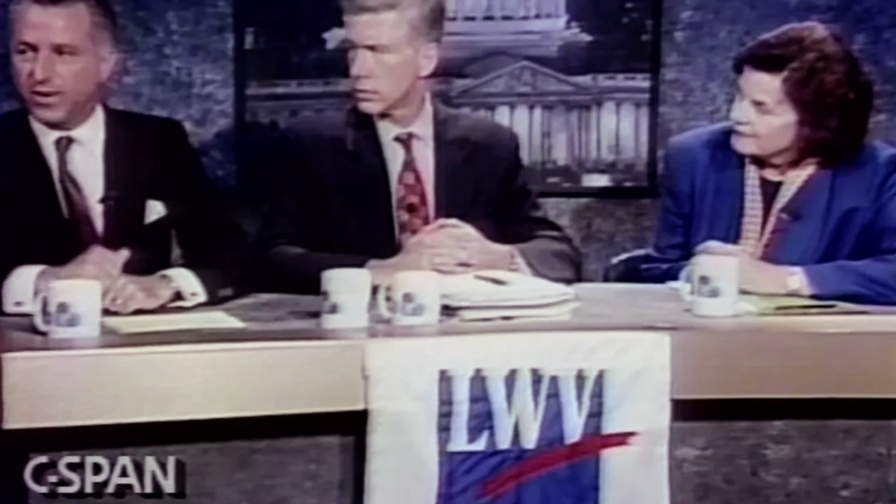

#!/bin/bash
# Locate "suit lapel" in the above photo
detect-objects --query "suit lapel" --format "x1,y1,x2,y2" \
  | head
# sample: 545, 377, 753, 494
433, 103, 474, 218
101, 107, 144, 249
12, 112, 67, 223
707, 135, 745, 244
345, 108, 399, 253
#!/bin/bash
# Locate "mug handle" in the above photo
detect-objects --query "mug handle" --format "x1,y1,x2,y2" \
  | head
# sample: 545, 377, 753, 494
374, 284, 394, 321
33, 293, 49, 333
678, 265, 693, 302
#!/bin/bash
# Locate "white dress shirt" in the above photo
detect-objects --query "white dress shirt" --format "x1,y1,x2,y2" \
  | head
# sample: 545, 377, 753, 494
374, 93, 437, 234
373, 95, 531, 274
1, 106, 208, 315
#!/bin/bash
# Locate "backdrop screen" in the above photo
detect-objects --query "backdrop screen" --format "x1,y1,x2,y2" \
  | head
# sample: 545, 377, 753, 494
237, 0, 662, 195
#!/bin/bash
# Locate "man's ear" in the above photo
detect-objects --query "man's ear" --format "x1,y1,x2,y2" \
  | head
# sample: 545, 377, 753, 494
98, 44, 120, 84
418, 41, 439, 79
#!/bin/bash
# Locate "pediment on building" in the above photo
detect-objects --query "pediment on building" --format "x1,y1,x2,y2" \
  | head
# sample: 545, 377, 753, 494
452, 60, 589, 96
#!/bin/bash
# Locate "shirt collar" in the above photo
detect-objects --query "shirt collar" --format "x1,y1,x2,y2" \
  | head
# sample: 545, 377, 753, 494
29, 105, 106, 150
374, 94, 435, 145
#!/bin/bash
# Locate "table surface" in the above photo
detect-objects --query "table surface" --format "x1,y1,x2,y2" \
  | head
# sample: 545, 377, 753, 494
3, 284, 896, 429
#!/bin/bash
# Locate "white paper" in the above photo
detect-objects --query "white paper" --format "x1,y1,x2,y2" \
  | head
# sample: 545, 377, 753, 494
439, 270, 577, 308
103, 311, 246, 334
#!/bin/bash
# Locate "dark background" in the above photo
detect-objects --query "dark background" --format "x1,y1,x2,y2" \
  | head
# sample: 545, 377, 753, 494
1, 0, 895, 280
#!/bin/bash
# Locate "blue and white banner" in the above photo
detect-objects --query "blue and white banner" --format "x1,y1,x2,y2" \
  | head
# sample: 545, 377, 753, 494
363, 331, 671, 504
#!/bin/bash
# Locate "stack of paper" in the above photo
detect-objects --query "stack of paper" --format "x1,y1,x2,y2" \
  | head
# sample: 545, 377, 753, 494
103, 311, 247, 334
439, 271, 578, 322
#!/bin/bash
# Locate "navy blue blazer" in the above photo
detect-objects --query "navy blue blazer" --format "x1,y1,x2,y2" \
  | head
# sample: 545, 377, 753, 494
643, 123, 896, 305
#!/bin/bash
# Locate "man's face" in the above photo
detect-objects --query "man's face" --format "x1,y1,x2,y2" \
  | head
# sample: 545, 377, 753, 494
10, 2, 116, 130
728, 67, 800, 163
344, 10, 437, 118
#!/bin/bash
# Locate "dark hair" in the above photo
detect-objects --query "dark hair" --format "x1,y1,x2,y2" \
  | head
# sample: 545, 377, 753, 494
340, 0, 445, 43
732, 21, 874, 166
10, 0, 119, 46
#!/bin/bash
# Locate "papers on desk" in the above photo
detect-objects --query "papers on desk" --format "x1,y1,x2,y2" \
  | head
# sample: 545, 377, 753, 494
440, 271, 578, 321
103, 311, 247, 334
739, 295, 870, 316
665, 282, 871, 316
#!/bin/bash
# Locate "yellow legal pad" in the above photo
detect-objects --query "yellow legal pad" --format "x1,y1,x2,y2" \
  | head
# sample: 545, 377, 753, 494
739, 295, 870, 316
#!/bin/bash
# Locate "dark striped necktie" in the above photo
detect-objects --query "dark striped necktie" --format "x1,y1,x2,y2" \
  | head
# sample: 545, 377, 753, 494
55, 136, 100, 249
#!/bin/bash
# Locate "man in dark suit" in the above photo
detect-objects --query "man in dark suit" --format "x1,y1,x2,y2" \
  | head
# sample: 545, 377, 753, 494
254, 0, 581, 294
1, 0, 249, 314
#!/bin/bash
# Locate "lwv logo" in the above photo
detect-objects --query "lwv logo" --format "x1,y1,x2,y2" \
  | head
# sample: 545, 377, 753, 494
437, 368, 636, 503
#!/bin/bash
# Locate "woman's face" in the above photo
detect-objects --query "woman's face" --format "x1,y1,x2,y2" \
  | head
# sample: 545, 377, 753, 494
729, 67, 801, 165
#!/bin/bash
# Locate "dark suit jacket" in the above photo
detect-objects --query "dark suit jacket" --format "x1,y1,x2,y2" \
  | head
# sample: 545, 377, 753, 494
253, 103, 581, 294
645, 122, 896, 305
0, 107, 250, 307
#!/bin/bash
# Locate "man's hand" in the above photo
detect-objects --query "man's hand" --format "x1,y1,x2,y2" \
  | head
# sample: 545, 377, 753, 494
38, 246, 130, 290
410, 219, 515, 274
365, 248, 432, 286
366, 219, 519, 284
103, 275, 179, 314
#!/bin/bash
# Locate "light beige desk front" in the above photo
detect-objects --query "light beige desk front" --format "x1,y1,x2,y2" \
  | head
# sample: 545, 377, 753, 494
3, 285, 895, 429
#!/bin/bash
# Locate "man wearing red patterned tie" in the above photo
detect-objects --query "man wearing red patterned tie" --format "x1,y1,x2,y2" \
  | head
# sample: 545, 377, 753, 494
254, 0, 581, 293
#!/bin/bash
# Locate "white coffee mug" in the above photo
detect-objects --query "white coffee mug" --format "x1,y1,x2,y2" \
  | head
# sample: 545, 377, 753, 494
375, 271, 441, 326
680, 254, 740, 317
320, 268, 373, 329
33, 279, 102, 338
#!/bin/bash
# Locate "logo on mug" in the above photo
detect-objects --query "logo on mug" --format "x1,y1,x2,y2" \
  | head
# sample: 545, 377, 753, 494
41, 300, 82, 327
695, 275, 722, 299
322, 291, 341, 315
398, 292, 426, 317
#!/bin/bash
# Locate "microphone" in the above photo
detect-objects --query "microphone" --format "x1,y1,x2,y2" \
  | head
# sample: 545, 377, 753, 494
779, 208, 802, 223
100, 192, 121, 205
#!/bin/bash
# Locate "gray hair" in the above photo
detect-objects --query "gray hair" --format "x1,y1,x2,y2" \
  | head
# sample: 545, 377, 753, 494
10, 0, 119, 47
340, 0, 446, 43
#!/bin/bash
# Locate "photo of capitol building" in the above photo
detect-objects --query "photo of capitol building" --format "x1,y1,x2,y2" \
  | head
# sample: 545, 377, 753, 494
241, 0, 658, 193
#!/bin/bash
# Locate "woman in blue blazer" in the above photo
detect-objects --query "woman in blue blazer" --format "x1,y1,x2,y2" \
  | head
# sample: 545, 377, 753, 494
645, 22, 896, 305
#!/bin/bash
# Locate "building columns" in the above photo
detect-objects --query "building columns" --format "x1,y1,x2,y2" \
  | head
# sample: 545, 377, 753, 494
494, 104, 512, 128
550, 106, 568, 166
589, 104, 600, 162
523, 0, 537, 19
599, 100, 619, 162
458, 99, 649, 172
638, 102, 650, 163
511, 105, 531, 164
568, 107, 580, 165
530, 105, 544, 163
618, 101, 637, 161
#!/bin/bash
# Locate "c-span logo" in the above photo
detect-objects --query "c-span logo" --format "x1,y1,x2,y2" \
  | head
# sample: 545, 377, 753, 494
437, 369, 636, 503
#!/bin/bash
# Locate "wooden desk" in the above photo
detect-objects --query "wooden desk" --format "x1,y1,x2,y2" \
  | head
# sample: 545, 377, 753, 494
3, 285, 896, 429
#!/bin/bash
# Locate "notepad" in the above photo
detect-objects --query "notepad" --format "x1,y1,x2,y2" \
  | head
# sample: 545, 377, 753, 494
103, 311, 247, 334
739, 295, 870, 315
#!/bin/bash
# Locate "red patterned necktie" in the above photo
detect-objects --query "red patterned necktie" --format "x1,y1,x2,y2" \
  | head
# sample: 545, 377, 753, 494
55, 136, 100, 249
393, 132, 431, 241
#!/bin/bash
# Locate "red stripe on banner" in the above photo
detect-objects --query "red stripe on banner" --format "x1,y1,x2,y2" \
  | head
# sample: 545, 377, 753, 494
478, 432, 638, 500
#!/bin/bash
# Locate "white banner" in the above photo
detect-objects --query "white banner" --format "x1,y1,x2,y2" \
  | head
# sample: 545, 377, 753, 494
364, 331, 671, 504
